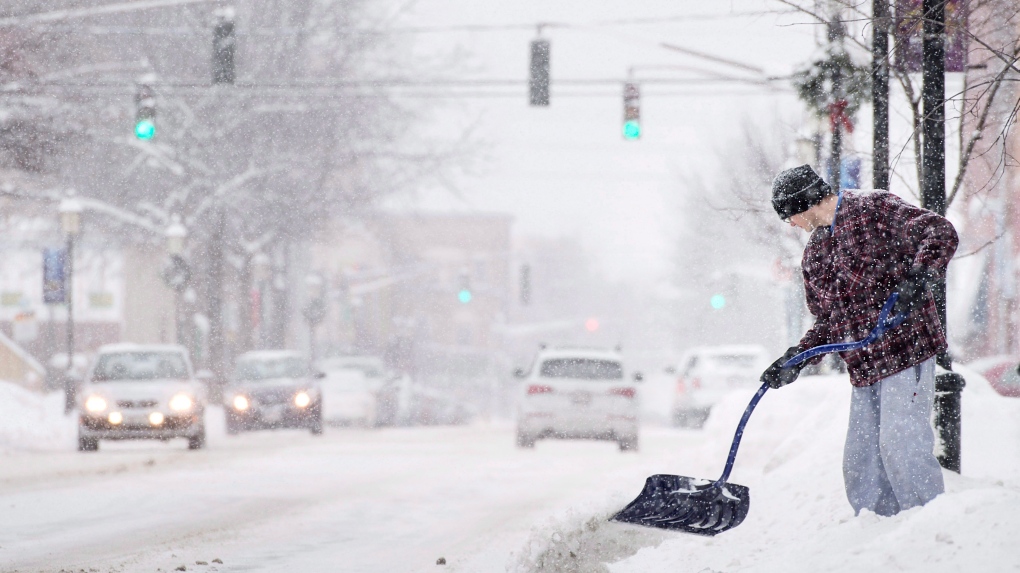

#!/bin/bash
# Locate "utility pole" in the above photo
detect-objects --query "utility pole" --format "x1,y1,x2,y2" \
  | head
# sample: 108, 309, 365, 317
207, 7, 234, 389
872, 0, 890, 191
208, 209, 225, 386
921, 0, 964, 473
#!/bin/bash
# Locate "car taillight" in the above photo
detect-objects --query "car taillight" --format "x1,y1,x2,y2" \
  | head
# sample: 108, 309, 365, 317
527, 385, 553, 395
692, 377, 702, 389
609, 387, 635, 399
676, 378, 686, 394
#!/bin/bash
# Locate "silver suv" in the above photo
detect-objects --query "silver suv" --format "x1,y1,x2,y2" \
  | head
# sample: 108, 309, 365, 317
77, 344, 206, 451
515, 347, 641, 451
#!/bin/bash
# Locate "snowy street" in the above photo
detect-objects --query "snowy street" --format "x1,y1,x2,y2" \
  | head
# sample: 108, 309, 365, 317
0, 402, 692, 573
3, 366, 1020, 572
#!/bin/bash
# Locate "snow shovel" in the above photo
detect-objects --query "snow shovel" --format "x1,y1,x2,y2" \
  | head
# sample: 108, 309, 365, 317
610, 293, 906, 536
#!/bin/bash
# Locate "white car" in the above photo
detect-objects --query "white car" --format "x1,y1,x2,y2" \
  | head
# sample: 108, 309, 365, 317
515, 347, 641, 451
317, 367, 378, 427
670, 345, 770, 428
77, 344, 206, 451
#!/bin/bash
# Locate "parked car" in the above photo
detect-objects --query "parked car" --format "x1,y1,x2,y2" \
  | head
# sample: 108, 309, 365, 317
77, 344, 206, 452
515, 347, 641, 451
316, 366, 378, 427
317, 355, 403, 426
965, 355, 1020, 398
670, 345, 770, 428
224, 351, 323, 435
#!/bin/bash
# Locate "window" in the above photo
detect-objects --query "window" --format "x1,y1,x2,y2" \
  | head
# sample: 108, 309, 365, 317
91, 352, 188, 381
539, 358, 623, 380
234, 357, 310, 381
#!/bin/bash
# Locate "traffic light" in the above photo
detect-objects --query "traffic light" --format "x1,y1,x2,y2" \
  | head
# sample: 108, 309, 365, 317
458, 272, 472, 304
585, 318, 599, 332
529, 38, 550, 106
519, 264, 531, 305
212, 7, 236, 85
134, 82, 156, 140
710, 294, 726, 310
623, 82, 640, 140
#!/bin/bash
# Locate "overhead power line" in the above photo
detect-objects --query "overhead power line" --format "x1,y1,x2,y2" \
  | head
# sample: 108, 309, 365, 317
659, 42, 765, 75
0, 0, 217, 27
10, 75, 782, 91
25, 9, 796, 34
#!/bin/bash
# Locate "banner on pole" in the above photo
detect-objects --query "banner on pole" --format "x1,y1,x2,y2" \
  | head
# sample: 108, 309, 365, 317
894, 0, 968, 73
43, 248, 67, 304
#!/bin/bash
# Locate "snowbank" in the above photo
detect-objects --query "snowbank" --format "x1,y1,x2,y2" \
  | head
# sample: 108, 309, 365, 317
511, 367, 1020, 572
0, 381, 75, 452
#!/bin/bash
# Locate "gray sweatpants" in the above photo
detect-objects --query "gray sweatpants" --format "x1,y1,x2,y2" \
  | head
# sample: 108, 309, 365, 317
843, 357, 945, 516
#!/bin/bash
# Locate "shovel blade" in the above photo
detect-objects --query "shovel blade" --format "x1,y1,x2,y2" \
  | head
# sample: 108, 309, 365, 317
610, 474, 750, 536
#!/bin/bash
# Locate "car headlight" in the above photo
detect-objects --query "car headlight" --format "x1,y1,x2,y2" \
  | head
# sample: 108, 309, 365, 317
169, 393, 194, 412
294, 391, 311, 408
108, 412, 123, 425
232, 395, 250, 411
85, 395, 107, 413
149, 412, 164, 426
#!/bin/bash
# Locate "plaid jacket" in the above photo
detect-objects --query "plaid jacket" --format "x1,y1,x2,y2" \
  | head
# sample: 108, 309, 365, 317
798, 190, 959, 387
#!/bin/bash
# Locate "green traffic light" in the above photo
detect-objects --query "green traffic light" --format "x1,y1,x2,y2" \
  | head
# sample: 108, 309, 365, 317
710, 294, 726, 310
623, 120, 641, 140
135, 119, 156, 140
458, 289, 472, 304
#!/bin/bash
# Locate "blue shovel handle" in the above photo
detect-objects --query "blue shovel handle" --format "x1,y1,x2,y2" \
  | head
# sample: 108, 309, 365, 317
782, 292, 907, 369
714, 292, 906, 486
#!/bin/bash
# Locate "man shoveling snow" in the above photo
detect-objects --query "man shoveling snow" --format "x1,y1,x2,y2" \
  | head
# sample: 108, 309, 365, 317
761, 164, 958, 517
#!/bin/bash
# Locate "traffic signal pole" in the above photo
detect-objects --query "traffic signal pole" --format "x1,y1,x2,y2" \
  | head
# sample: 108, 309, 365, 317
920, 0, 964, 473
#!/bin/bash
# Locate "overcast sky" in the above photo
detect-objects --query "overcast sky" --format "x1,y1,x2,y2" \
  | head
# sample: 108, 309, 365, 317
383, 1, 826, 282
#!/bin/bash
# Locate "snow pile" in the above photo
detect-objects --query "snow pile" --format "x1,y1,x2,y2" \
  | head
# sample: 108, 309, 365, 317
507, 505, 668, 573
606, 365, 1020, 572
0, 380, 75, 452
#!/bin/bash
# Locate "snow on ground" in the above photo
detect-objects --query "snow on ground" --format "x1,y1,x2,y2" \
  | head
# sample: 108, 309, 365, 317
520, 365, 1020, 573
0, 380, 75, 453
0, 368, 1018, 572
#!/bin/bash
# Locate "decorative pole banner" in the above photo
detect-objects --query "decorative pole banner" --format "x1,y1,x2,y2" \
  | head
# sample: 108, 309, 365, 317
894, 0, 969, 73
43, 247, 67, 304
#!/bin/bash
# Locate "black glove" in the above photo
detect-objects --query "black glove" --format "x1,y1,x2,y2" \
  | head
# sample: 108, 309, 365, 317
893, 267, 937, 316
760, 346, 806, 389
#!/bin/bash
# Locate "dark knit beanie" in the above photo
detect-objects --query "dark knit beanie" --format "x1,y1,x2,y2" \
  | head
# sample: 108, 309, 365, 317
771, 165, 833, 219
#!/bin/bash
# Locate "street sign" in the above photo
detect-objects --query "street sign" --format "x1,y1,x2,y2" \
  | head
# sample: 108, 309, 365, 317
894, 0, 968, 72
43, 248, 67, 304
13, 311, 38, 343
161, 254, 191, 292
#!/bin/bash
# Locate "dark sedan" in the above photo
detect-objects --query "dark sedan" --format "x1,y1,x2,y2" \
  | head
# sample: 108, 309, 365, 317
224, 351, 324, 435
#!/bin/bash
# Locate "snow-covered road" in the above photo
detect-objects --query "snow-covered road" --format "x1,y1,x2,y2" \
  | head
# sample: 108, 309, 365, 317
0, 408, 691, 573
3, 364, 1020, 573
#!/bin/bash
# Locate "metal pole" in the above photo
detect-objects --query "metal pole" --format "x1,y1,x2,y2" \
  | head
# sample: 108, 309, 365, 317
208, 208, 225, 383
921, 0, 964, 473
64, 235, 75, 414
872, 0, 890, 191
829, 15, 843, 192
175, 289, 183, 346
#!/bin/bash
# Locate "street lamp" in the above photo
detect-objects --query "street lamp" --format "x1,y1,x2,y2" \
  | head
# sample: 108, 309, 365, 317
163, 216, 189, 345
58, 193, 82, 415
303, 273, 326, 360
165, 215, 187, 255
